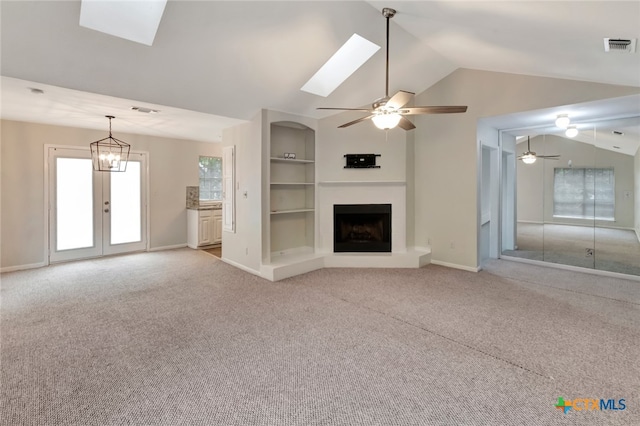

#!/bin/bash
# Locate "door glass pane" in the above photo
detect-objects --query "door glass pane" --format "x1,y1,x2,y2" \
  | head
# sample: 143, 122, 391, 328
110, 161, 141, 244
56, 158, 94, 250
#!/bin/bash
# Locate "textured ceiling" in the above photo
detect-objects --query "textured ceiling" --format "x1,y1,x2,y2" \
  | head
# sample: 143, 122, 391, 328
1, 1, 639, 143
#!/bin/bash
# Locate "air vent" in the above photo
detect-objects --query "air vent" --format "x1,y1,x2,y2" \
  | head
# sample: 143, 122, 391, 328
604, 38, 636, 53
612, 130, 624, 136
131, 106, 159, 114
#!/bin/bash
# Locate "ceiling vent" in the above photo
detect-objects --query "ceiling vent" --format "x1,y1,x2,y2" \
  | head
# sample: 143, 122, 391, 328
603, 38, 636, 53
131, 106, 159, 114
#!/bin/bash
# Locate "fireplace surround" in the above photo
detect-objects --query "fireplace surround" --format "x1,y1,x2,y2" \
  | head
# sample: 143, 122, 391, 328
334, 204, 391, 252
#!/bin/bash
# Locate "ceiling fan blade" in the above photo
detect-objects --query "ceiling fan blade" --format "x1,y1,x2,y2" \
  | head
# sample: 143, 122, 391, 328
317, 107, 372, 112
397, 116, 416, 130
338, 114, 375, 128
400, 106, 468, 115
386, 90, 414, 109
538, 155, 560, 159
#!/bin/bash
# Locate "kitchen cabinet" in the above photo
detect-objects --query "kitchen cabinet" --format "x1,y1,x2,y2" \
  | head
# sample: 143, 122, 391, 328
187, 208, 222, 248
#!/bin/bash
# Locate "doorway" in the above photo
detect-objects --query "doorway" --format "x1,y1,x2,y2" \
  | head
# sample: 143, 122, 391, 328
48, 147, 148, 263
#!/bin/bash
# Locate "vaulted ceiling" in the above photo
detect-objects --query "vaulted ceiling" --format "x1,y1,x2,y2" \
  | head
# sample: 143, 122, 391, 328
1, 1, 639, 142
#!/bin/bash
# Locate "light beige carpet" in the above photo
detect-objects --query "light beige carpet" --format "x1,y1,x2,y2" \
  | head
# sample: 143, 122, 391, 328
2, 249, 638, 425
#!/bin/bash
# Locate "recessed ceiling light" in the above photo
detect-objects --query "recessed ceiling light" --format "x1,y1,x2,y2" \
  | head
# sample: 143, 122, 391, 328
131, 106, 160, 114
301, 34, 380, 97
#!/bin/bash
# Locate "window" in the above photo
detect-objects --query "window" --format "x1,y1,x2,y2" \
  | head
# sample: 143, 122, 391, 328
553, 168, 615, 220
199, 156, 222, 202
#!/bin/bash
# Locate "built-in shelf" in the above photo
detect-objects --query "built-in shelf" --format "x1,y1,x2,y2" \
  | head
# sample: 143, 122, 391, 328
318, 180, 406, 186
271, 182, 314, 186
269, 121, 315, 263
270, 157, 314, 164
270, 208, 314, 215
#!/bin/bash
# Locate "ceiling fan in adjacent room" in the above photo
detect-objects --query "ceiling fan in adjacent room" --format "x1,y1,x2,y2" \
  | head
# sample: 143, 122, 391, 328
318, 7, 467, 131
518, 136, 560, 164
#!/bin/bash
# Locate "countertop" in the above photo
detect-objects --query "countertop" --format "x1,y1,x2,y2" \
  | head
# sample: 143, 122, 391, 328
187, 203, 222, 211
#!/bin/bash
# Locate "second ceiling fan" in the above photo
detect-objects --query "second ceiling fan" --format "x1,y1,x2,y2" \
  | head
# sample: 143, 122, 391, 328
319, 7, 467, 130
518, 136, 560, 164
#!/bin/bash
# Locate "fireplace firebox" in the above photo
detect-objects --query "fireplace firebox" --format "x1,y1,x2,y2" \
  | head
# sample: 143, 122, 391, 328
333, 204, 391, 252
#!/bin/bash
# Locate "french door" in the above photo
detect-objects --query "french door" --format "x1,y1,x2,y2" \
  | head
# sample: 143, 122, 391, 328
48, 147, 147, 263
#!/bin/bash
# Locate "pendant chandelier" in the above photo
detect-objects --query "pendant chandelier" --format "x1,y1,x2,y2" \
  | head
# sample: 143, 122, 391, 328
90, 115, 130, 172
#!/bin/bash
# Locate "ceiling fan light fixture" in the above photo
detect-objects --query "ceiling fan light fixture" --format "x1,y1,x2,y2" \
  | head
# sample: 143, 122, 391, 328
521, 153, 537, 164
555, 114, 570, 129
565, 125, 578, 138
372, 111, 401, 130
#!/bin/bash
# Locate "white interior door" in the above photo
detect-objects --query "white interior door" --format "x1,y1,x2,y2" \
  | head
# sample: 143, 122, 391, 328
49, 147, 147, 263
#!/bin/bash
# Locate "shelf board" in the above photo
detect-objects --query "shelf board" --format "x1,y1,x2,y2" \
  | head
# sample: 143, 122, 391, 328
270, 157, 314, 164
270, 208, 315, 215
270, 182, 315, 186
318, 180, 406, 186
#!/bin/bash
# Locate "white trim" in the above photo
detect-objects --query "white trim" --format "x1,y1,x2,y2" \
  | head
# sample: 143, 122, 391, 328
148, 244, 187, 252
1, 262, 47, 273
44, 145, 151, 262
430, 259, 481, 273
501, 255, 640, 282
636, 228, 640, 244
43, 145, 52, 267
220, 257, 264, 278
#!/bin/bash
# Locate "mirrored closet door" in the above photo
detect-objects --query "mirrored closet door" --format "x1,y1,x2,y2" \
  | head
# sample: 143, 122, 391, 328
501, 116, 640, 277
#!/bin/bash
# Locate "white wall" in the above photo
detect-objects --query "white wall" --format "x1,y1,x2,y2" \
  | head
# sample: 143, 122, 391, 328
634, 148, 640, 240
516, 135, 635, 229
316, 109, 412, 253
413, 68, 639, 270
0, 119, 221, 270
317, 111, 407, 183
221, 114, 263, 273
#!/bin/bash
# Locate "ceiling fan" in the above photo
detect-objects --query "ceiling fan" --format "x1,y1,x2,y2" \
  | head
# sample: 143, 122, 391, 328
518, 136, 560, 164
318, 7, 467, 130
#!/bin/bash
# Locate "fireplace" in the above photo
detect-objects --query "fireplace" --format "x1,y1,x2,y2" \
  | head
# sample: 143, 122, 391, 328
333, 204, 391, 252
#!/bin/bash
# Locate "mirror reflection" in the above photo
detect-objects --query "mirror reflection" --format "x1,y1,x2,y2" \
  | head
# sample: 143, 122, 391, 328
501, 116, 640, 276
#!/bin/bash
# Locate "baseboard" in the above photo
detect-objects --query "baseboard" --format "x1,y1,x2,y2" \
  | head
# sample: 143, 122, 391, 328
1, 261, 47, 273
148, 244, 188, 252
220, 257, 265, 279
430, 259, 480, 273
636, 228, 640, 244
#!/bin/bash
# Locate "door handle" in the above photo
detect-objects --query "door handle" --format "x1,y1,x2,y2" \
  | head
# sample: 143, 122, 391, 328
104, 209, 110, 213
105, 201, 110, 205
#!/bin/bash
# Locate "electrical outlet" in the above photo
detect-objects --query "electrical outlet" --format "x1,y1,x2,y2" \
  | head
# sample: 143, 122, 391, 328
450, 241, 455, 249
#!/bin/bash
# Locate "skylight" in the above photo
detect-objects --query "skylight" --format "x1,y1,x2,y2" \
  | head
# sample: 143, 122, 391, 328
301, 34, 380, 97
79, 0, 168, 46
